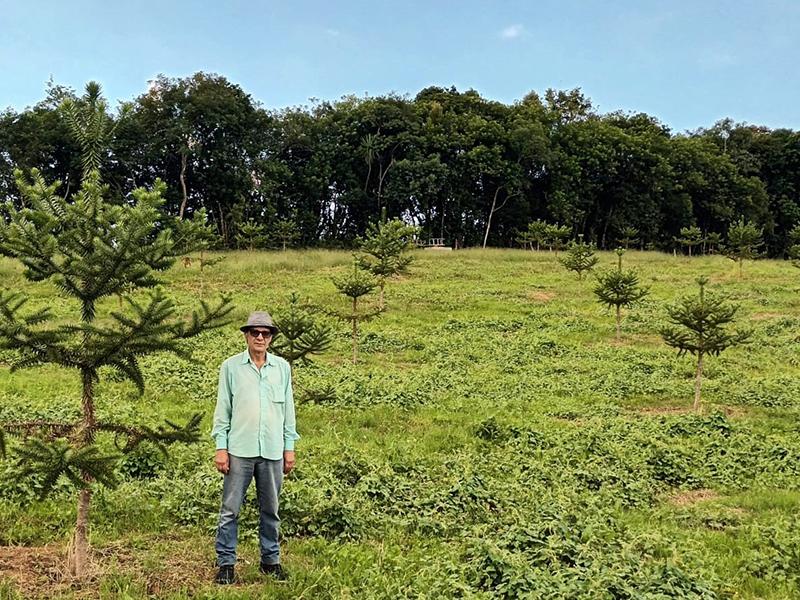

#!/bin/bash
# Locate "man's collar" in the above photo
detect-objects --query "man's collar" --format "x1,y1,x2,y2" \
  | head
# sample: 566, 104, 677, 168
241, 350, 274, 366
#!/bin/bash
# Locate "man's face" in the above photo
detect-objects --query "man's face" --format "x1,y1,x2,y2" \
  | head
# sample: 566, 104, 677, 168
244, 328, 273, 354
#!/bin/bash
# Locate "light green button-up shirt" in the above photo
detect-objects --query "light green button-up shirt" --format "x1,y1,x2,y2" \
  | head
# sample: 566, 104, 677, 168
211, 350, 299, 460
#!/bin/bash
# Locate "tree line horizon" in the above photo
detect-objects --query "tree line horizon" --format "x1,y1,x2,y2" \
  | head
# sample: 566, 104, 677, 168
1, 72, 798, 255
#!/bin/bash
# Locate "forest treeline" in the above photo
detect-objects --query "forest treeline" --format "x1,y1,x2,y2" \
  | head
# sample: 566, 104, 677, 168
1, 72, 798, 254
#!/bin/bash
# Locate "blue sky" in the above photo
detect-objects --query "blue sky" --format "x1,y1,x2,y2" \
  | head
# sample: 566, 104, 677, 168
1, 0, 797, 132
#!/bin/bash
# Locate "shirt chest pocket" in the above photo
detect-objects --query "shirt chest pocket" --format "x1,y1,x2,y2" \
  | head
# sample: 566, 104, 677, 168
265, 369, 284, 402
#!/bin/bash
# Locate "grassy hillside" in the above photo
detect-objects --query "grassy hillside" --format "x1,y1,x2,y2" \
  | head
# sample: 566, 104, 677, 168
1, 249, 799, 599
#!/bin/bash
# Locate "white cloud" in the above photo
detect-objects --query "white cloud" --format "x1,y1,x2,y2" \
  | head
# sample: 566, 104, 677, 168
326, 28, 341, 37
500, 24, 524, 39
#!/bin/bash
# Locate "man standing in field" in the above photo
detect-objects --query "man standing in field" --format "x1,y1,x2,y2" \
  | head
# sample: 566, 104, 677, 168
211, 311, 299, 585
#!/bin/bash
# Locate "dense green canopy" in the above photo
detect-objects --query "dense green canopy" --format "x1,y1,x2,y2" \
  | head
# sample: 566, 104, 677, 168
2, 74, 798, 254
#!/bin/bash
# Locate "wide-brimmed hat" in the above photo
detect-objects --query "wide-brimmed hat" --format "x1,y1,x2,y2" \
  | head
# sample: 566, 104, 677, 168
240, 311, 279, 334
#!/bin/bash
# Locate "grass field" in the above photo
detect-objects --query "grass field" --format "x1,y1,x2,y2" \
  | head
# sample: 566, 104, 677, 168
1, 248, 799, 599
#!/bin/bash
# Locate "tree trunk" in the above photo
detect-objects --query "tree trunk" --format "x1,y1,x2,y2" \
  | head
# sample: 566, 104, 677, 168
351, 298, 358, 364
80, 368, 96, 441
364, 159, 372, 193
615, 305, 621, 341
376, 158, 395, 215
738, 258, 743, 280
482, 188, 500, 249
178, 151, 188, 220
379, 281, 385, 310
693, 353, 704, 412
69, 488, 91, 577
70, 368, 96, 577
216, 203, 227, 246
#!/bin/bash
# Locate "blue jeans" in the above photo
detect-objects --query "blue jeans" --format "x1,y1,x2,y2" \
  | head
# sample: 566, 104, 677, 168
215, 455, 283, 567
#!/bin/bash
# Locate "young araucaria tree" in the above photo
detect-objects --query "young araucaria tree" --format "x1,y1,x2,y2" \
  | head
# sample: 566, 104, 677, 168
0, 83, 233, 578
271, 292, 333, 367
331, 262, 380, 364
235, 219, 267, 251
660, 277, 750, 411
676, 226, 703, 257
725, 218, 763, 279
593, 249, 649, 341
559, 236, 599, 280
356, 218, 418, 309
545, 223, 571, 255
271, 292, 335, 403
518, 219, 548, 251
617, 226, 639, 250
271, 218, 300, 251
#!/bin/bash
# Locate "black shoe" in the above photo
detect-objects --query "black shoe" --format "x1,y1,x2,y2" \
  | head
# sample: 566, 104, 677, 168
260, 562, 287, 581
215, 565, 235, 585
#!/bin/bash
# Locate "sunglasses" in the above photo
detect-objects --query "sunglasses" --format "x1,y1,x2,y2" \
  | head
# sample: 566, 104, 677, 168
247, 329, 273, 339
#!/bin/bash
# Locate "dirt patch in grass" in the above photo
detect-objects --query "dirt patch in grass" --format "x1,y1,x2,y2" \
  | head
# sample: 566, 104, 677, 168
717, 405, 749, 418
0, 544, 69, 598
750, 312, 784, 321
527, 290, 555, 302
0, 537, 218, 599
668, 489, 720, 507
635, 405, 695, 416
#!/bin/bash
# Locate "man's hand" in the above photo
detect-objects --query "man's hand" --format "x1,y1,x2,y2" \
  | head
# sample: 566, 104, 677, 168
214, 449, 230, 474
283, 450, 296, 474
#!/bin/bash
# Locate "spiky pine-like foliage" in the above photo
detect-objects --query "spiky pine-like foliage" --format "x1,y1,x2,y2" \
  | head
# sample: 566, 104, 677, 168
61, 81, 123, 178
271, 292, 333, 367
270, 292, 335, 403
676, 226, 703, 257
0, 82, 233, 577
660, 277, 750, 411
271, 218, 300, 251
617, 226, 639, 250
331, 262, 381, 364
725, 218, 763, 279
235, 219, 266, 251
15, 439, 119, 499
545, 223, 571, 254
559, 236, 599, 280
593, 249, 649, 340
517, 219, 548, 251
356, 218, 418, 309
706, 231, 723, 255
788, 225, 800, 268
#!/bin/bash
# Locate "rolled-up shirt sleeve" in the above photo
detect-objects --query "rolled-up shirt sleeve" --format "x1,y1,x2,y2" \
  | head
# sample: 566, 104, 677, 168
211, 361, 232, 450
283, 363, 300, 451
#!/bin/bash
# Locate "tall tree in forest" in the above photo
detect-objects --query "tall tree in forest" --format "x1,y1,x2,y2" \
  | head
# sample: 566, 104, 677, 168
661, 277, 750, 411
0, 83, 233, 577
121, 73, 269, 242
